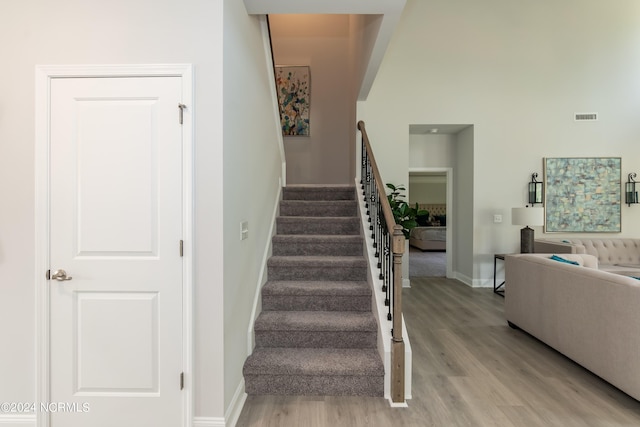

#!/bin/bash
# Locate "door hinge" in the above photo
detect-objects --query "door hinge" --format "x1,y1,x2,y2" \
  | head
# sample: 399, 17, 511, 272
180, 372, 184, 390
180, 240, 184, 257
46, 269, 51, 280
178, 103, 186, 125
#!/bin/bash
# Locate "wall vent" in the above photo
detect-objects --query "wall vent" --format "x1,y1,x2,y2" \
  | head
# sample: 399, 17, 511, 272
574, 112, 598, 121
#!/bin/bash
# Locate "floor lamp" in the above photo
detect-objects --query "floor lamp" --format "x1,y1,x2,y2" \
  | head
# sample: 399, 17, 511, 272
512, 207, 544, 253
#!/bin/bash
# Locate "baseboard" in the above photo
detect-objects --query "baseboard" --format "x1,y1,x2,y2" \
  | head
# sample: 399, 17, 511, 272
193, 417, 225, 427
454, 271, 473, 287
0, 414, 36, 426
402, 278, 411, 288
470, 275, 494, 288
450, 271, 494, 288
224, 379, 247, 427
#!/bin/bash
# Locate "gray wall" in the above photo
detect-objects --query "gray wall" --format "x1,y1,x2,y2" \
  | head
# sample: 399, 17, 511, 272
408, 179, 447, 205
0, 0, 284, 420
359, 0, 640, 286
270, 14, 357, 184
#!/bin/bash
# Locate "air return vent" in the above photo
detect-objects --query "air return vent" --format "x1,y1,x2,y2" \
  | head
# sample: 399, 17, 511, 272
574, 112, 598, 121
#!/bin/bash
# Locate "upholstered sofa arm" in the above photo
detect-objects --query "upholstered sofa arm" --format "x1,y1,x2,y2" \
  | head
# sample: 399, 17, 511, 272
510, 253, 598, 268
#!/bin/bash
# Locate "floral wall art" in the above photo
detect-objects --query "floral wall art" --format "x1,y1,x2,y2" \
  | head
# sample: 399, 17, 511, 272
544, 157, 621, 232
275, 66, 310, 136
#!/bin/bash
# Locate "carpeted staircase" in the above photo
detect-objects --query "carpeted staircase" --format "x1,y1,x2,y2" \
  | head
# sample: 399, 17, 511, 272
243, 185, 384, 396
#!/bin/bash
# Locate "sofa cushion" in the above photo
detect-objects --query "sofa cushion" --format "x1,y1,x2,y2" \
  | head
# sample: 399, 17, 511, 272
570, 239, 640, 266
615, 263, 640, 268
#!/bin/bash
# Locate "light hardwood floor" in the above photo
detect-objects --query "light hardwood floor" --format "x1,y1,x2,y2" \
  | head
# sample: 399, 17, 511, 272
236, 278, 640, 426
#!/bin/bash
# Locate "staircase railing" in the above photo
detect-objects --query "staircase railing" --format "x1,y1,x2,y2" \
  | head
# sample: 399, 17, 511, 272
357, 120, 405, 404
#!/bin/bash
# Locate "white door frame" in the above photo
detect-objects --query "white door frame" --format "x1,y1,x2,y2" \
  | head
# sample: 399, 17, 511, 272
408, 167, 454, 278
35, 64, 194, 427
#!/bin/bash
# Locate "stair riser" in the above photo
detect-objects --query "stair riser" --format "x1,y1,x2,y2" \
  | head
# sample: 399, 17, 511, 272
280, 203, 357, 217
255, 331, 376, 349
244, 375, 383, 396
268, 265, 367, 281
282, 188, 355, 201
272, 241, 362, 256
277, 219, 360, 235
262, 295, 371, 312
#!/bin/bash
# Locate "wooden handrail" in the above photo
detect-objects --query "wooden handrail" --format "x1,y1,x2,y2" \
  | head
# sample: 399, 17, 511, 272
357, 120, 405, 404
357, 121, 396, 232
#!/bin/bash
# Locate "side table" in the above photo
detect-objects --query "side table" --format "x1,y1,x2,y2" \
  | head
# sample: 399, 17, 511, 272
494, 254, 505, 296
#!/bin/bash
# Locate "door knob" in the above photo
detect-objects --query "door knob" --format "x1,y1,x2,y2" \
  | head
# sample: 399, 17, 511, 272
51, 269, 73, 281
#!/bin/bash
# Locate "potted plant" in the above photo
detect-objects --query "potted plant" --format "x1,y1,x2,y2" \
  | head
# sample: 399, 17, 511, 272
386, 183, 429, 238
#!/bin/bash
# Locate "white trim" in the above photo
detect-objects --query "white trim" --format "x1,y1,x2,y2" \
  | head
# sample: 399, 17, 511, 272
259, 16, 287, 186
247, 181, 281, 353
34, 65, 51, 427
34, 64, 194, 427
455, 272, 474, 287
224, 379, 248, 427
180, 65, 195, 427
192, 417, 225, 427
408, 167, 454, 278
0, 414, 36, 425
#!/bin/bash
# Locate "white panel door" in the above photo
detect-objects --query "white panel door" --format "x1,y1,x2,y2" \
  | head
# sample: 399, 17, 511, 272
49, 76, 183, 427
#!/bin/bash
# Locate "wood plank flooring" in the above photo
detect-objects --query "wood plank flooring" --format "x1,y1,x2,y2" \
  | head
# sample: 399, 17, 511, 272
236, 278, 640, 426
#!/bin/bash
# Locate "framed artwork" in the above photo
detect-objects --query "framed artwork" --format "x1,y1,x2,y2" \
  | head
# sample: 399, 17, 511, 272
275, 66, 311, 136
544, 157, 621, 232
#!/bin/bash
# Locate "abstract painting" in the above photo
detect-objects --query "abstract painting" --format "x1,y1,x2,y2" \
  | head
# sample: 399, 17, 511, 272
544, 157, 621, 232
275, 66, 310, 136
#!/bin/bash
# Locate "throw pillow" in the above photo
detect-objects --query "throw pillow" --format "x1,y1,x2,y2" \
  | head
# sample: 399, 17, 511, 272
550, 254, 580, 265
416, 214, 430, 227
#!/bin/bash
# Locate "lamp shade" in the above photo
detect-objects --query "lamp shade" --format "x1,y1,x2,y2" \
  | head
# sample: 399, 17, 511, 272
512, 207, 544, 226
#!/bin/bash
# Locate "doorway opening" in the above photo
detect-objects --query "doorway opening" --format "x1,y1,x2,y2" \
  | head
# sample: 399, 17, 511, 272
407, 124, 473, 282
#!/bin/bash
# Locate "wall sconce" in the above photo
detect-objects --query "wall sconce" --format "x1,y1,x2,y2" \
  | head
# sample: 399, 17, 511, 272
626, 173, 638, 206
528, 173, 543, 205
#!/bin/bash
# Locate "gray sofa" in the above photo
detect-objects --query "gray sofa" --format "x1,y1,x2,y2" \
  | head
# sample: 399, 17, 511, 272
505, 253, 640, 401
535, 238, 640, 275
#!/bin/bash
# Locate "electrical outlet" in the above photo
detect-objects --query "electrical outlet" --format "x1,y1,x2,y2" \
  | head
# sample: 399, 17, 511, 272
493, 214, 503, 223
240, 221, 249, 240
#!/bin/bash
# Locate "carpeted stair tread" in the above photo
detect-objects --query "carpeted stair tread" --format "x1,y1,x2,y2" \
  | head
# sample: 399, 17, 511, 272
243, 348, 384, 376
255, 311, 377, 333
272, 234, 362, 243
262, 281, 372, 312
276, 216, 360, 235
262, 280, 370, 296
280, 200, 357, 217
268, 256, 367, 281
283, 185, 356, 201
272, 234, 363, 256
268, 255, 366, 267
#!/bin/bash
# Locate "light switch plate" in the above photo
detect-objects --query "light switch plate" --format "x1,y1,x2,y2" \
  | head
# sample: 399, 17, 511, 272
240, 221, 249, 240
